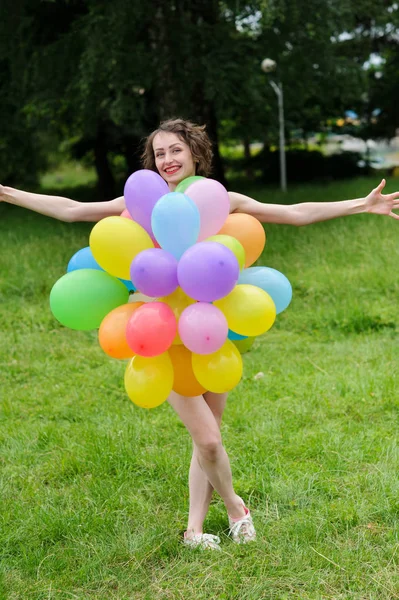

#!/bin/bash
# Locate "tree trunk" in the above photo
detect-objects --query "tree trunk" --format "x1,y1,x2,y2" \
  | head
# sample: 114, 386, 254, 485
243, 136, 253, 180
123, 135, 144, 175
202, 102, 227, 187
94, 125, 115, 200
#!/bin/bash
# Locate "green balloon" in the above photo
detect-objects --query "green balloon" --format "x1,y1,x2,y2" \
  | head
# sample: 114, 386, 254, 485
175, 176, 205, 194
232, 337, 255, 354
50, 269, 129, 330
206, 234, 246, 270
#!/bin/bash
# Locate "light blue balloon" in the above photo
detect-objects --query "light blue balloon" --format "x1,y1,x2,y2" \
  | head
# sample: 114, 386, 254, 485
228, 329, 248, 341
67, 247, 135, 292
151, 192, 200, 259
238, 266, 292, 314
67, 246, 100, 272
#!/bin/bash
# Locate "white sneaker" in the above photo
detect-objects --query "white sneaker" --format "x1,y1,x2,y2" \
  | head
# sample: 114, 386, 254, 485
183, 531, 221, 551
228, 504, 256, 544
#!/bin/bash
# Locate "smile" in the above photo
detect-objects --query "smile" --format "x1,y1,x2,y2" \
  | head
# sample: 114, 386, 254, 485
164, 166, 181, 175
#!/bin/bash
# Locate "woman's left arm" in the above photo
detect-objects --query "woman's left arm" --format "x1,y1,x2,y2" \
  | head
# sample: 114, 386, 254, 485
229, 179, 399, 226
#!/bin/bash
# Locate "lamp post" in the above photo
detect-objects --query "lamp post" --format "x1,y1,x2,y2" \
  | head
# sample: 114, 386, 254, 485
261, 58, 287, 192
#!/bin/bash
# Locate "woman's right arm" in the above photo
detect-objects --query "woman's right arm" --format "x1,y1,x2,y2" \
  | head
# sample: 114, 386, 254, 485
0, 185, 126, 222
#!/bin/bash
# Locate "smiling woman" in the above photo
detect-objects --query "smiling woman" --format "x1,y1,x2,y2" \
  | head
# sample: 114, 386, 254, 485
1, 117, 399, 551
142, 119, 213, 187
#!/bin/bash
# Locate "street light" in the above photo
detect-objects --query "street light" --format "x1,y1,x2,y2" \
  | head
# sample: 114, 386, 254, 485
261, 58, 287, 192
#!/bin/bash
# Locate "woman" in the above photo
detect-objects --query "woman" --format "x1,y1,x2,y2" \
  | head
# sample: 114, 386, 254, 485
1, 118, 399, 551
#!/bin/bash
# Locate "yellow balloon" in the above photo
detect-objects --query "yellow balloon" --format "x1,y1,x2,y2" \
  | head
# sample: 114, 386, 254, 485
192, 340, 243, 393
214, 284, 276, 336
160, 287, 196, 345
124, 353, 173, 409
168, 345, 206, 397
205, 235, 246, 270
90, 216, 153, 280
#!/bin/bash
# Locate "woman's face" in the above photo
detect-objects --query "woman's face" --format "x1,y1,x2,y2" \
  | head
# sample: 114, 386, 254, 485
153, 131, 196, 189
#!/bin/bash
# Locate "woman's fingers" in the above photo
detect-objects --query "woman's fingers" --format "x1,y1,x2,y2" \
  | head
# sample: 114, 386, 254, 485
376, 178, 386, 193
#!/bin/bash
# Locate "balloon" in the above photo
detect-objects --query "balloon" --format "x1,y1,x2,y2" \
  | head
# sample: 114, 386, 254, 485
168, 345, 206, 396
178, 303, 228, 354
67, 246, 135, 291
205, 235, 245, 270
119, 278, 136, 293
124, 353, 174, 408
130, 248, 178, 298
232, 337, 255, 354
50, 269, 129, 331
120, 209, 132, 219
98, 302, 143, 359
151, 192, 200, 259
90, 216, 153, 280
218, 214, 266, 267
184, 179, 230, 240
192, 340, 243, 393
129, 292, 158, 304
175, 176, 205, 194
214, 284, 276, 336
67, 246, 101, 272
126, 302, 177, 357
178, 242, 239, 302
228, 330, 248, 341
160, 287, 196, 345
124, 169, 169, 237
238, 266, 292, 314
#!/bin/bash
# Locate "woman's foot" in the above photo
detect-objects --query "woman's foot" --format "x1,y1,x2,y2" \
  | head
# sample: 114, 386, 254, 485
228, 502, 256, 544
183, 531, 221, 551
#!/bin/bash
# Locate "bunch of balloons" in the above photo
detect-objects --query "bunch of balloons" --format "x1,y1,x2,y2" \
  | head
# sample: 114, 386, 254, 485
50, 171, 292, 408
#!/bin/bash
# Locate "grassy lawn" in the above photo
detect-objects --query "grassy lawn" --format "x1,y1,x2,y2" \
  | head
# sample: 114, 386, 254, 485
1, 174, 399, 598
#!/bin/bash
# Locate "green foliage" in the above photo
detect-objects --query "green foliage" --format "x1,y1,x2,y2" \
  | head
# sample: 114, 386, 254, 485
1, 0, 399, 190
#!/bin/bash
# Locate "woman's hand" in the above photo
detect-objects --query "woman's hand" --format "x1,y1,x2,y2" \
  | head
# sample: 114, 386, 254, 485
0, 184, 10, 202
365, 179, 399, 219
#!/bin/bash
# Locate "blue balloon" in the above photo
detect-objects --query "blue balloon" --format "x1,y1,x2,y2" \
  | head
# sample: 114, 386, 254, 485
67, 246, 101, 272
238, 267, 292, 314
151, 192, 200, 259
119, 278, 136, 292
67, 247, 135, 292
228, 329, 248, 341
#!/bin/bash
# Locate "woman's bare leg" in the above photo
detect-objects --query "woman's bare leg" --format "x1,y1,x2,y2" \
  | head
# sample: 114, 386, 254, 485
168, 391, 245, 534
187, 392, 228, 532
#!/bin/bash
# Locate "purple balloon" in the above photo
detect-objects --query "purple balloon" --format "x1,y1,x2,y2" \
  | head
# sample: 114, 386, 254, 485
130, 248, 178, 297
124, 170, 169, 237
178, 242, 239, 302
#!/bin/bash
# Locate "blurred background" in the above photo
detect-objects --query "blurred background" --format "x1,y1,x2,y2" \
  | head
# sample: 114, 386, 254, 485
1, 0, 399, 199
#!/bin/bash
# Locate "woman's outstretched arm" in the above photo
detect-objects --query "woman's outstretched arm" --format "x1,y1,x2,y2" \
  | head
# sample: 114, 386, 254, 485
229, 179, 399, 226
0, 185, 125, 222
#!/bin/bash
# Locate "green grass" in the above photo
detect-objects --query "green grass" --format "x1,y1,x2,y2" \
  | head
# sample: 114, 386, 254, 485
1, 175, 399, 598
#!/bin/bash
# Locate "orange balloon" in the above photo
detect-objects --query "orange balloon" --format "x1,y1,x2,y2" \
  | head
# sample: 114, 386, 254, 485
218, 213, 266, 267
168, 345, 207, 397
98, 302, 143, 359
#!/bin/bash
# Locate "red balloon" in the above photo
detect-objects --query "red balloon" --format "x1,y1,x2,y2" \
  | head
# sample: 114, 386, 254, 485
120, 209, 133, 219
126, 302, 177, 357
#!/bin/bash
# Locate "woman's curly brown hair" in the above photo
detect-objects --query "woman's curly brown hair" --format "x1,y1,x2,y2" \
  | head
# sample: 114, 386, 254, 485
141, 118, 213, 177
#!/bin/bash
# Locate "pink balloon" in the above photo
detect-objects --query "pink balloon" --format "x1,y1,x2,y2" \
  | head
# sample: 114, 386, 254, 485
178, 303, 228, 355
120, 209, 132, 219
126, 302, 177, 357
185, 179, 230, 241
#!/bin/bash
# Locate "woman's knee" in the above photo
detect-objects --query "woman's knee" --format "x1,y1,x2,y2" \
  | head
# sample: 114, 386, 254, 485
196, 436, 223, 462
